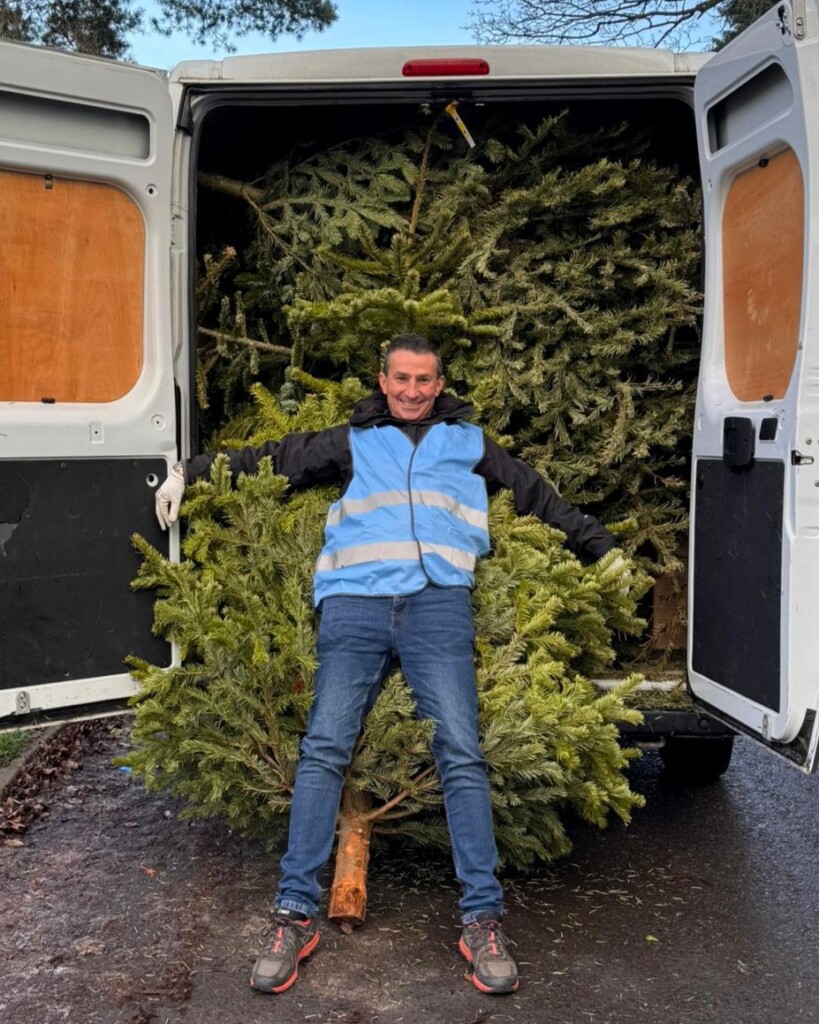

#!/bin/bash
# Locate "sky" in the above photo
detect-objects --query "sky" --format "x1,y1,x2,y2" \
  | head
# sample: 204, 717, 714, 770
130, 0, 477, 70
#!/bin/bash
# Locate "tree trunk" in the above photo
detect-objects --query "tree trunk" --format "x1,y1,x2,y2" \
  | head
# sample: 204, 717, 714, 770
328, 786, 373, 928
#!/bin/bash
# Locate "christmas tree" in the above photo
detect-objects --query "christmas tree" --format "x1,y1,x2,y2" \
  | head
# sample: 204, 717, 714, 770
125, 375, 651, 924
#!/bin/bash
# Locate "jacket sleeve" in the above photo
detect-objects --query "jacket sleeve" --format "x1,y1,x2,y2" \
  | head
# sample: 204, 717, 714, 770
183, 425, 351, 491
476, 436, 617, 562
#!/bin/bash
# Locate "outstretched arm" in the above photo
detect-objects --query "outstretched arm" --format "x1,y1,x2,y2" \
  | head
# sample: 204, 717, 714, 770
183, 425, 350, 489
155, 425, 351, 530
476, 437, 617, 562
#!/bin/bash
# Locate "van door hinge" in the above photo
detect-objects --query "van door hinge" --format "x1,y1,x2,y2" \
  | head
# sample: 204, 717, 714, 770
15, 691, 31, 715
791, 449, 815, 465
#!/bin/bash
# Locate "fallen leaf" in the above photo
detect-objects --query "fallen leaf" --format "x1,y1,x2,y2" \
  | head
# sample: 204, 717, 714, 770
74, 938, 107, 956
646, 934, 660, 943
141, 865, 157, 877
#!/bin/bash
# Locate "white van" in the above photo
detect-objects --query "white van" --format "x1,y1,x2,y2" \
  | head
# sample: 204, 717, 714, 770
1, 0, 817, 781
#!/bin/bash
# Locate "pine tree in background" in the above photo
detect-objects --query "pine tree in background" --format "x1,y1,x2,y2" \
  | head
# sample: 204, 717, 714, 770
125, 378, 651, 924
199, 111, 701, 572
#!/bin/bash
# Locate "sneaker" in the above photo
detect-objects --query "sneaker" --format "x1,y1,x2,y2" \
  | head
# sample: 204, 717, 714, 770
250, 910, 320, 994
459, 917, 519, 994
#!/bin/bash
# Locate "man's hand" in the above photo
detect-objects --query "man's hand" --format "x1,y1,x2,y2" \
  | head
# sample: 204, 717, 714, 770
155, 464, 186, 530
600, 549, 633, 597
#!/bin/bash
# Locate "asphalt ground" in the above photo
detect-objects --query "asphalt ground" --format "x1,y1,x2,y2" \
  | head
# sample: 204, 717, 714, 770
2, 723, 818, 1024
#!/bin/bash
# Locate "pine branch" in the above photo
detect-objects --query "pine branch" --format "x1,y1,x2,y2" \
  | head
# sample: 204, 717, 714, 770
198, 327, 292, 358
363, 765, 438, 822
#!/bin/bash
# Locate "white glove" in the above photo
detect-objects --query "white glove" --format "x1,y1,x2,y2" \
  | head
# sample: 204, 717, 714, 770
155, 463, 186, 530
607, 551, 633, 597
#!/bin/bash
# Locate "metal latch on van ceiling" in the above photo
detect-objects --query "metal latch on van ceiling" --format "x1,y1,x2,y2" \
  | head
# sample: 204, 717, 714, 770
792, 450, 815, 466
779, 0, 807, 38
793, 0, 807, 38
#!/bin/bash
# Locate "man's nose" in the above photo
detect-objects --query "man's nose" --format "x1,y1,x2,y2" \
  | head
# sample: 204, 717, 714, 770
405, 380, 419, 397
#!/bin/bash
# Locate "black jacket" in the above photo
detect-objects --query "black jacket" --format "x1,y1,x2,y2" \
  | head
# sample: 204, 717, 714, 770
184, 392, 616, 562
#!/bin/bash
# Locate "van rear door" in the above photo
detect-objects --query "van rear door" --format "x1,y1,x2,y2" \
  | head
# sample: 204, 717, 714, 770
0, 42, 177, 726
690, 0, 819, 770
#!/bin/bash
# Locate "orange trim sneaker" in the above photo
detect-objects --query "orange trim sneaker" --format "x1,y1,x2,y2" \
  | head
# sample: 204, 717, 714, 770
459, 916, 519, 994
250, 910, 320, 994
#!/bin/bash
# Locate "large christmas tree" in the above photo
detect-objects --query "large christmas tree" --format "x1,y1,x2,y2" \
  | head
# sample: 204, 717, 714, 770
126, 374, 651, 924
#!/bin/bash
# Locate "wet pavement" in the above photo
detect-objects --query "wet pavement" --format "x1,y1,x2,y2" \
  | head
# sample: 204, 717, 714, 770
2, 728, 818, 1024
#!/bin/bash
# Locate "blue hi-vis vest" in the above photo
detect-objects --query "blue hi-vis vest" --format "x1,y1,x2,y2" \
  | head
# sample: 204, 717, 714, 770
313, 421, 490, 606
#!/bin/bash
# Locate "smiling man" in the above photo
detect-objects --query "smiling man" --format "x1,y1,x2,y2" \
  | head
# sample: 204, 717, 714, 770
378, 345, 444, 420
155, 334, 618, 996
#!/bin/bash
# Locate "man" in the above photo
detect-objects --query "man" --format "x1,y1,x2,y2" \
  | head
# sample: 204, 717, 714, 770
155, 334, 618, 996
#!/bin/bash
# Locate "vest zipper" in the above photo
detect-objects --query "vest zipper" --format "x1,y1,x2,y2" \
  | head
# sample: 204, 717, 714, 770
406, 434, 433, 584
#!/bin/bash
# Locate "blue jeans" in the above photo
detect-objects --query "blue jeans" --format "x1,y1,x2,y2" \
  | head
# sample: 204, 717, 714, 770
275, 585, 504, 924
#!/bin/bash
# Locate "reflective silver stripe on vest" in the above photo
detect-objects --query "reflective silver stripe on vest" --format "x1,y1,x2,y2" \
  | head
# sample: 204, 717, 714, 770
325, 489, 488, 531
325, 490, 407, 527
315, 541, 477, 573
420, 542, 477, 571
411, 490, 488, 531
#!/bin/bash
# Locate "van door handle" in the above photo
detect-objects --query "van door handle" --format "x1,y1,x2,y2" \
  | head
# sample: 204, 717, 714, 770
723, 417, 755, 466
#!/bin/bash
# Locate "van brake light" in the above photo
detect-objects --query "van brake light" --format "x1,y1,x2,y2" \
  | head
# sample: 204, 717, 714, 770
402, 59, 490, 77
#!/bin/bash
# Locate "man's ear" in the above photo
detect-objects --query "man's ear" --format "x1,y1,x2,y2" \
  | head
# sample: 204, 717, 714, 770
435, 376, 445, 395
378, 371, 388, 394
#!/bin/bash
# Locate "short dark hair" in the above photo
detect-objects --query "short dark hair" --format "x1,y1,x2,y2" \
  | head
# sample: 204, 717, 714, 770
382, 335, 443, 377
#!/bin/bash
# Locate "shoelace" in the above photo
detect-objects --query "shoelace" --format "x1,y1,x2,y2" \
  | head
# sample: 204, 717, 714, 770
469, 920, 514, 959
264, 917, 308, 956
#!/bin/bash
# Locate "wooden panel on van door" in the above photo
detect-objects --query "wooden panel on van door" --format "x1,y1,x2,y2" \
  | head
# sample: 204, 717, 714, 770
722, 147, 804, 403
0, 170, 144, 403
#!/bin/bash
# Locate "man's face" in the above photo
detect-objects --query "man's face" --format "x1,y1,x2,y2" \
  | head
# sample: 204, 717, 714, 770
378, 350, 444, 421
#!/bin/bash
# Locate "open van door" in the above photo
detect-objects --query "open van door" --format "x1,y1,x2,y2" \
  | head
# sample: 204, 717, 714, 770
690, 0, 819, 770
0, 42, 178, 726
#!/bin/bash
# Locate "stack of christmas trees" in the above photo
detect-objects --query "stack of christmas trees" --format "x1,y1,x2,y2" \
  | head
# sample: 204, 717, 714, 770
198, 110, 702, 573
124, 108, 701, 919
